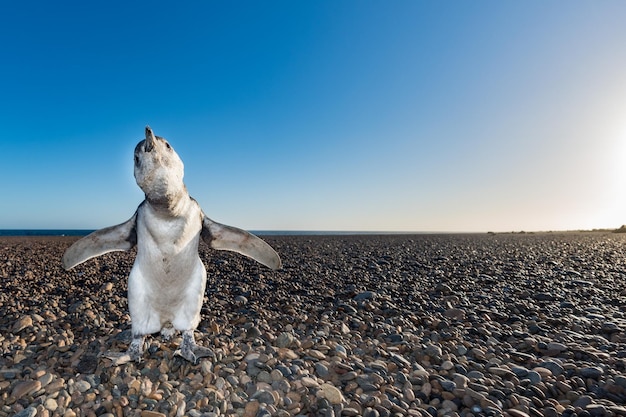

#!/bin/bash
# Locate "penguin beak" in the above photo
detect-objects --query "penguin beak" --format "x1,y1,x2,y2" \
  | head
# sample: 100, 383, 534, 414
145, 126, 155, 152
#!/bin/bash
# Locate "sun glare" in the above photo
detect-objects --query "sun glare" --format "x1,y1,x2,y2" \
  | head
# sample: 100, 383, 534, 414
592, 124, 626, 229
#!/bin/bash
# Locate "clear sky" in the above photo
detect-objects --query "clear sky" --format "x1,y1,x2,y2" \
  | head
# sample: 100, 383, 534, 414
2, 1, 626, 232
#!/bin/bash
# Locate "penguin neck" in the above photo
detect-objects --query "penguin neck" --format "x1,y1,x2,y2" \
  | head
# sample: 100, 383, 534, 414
145, 186, 189, 216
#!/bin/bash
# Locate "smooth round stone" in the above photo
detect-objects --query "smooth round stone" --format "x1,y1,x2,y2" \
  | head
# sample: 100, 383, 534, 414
14, 408, 37, 417
342, 408, 360, 417
540, 360, 564, 377
12, 380, 42, 399
275, 365, 292, 377
440, 380, 456, 391
396, 372, 409, 385
580, 367, 603, 379
467, 370, 485, 380
340, 371, 358, 381
527, 371, 542, 384
335, 344, 348, 357
441, 399, 458, 411
354, 291, 377, 301
272, 378, 290, 394
246, 326, 262, 339
301, 377, 320, 388
38, 372, 55, 388
257, 370, 272, 383
307, 349, 326, 360
532, 367, 553, 379
257, 410, 272, 417
74, 380, 92, 393
141, 412, 166, 417
453, 374, 469, 389
276, 332, 295, 348
586, 404, 607, 416
44, 398, 59, 411
425, 344, 442, 358
386, 333, 403, 343
543, 407, 559, 417
315, 363, 330, 378
234, 295, 248, 304
269, 369, 283, 382
252, 389, 276, 405
403, 383, 416, 402
444, 308, 465, 321
12, 315, 33, 333
200, 360, 212, 375
390, 353, 411, 368
602, 322, 621, 332
320, 383, 344, 404
488, 367, 517, 379
511, 366, 529, 377
506, 409, 530, 417
363, 408, 380, 417
546, 342, 567, 352
359, 382, 380, 392
573, 395, 593, 408
436, 283, 452, 293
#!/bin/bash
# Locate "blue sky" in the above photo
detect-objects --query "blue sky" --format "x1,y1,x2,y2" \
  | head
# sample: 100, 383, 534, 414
2, 1, 626, 232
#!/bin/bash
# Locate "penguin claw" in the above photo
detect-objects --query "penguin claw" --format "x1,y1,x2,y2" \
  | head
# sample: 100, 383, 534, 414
103, 336, 145, 365
175, 330, 215, 363
174, 345, 214, 364
194, 345, 215, 359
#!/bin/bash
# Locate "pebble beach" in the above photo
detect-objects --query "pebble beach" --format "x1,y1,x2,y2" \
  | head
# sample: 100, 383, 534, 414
1, 232, 626, 417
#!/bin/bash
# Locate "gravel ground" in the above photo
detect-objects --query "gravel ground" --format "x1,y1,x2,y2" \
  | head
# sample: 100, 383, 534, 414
1, 232, 626, 417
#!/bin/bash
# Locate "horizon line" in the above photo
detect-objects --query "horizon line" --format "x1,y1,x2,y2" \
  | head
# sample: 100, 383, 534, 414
0, 228, 620, 237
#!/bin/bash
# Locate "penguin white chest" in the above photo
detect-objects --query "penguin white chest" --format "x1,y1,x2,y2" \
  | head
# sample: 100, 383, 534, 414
128, 202, 206, 334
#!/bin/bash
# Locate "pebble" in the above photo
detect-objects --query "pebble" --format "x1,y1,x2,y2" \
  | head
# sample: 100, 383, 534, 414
12, 315, 33, 333
1, 233, 625, 417
580, 366, 604, 379
527, 370, 542, 384
540, 360, 564, 377
12, 380, 42, 399
325, 384, 346, 403
301, 376, 320, 388
44, 398, 58, 411
14, 408, 37, 417
74, 380, 91, 392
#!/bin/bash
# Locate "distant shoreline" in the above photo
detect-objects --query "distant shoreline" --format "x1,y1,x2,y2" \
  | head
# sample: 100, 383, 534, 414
0, 229, 460, 237
0, 228, 619, 237
0, 230, 96, 237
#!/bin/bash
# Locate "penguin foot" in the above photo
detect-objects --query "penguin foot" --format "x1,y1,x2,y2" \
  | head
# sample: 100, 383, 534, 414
104, 335, 145, 365
174, 330, 214, 363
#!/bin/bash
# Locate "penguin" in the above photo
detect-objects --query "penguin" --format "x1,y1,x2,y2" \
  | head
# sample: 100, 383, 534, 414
62, 126, 281, 364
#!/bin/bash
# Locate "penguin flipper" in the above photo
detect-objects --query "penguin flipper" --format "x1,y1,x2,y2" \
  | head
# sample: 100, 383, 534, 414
62, 213, 138, 270
201, 215, 282, 270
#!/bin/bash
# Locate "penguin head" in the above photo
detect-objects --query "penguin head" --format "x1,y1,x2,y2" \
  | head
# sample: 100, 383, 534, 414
134, 126, 185, 204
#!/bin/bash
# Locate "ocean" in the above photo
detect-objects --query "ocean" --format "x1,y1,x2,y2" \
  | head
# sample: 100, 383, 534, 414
0, 230, 95, 236
0, 230, 428, 237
